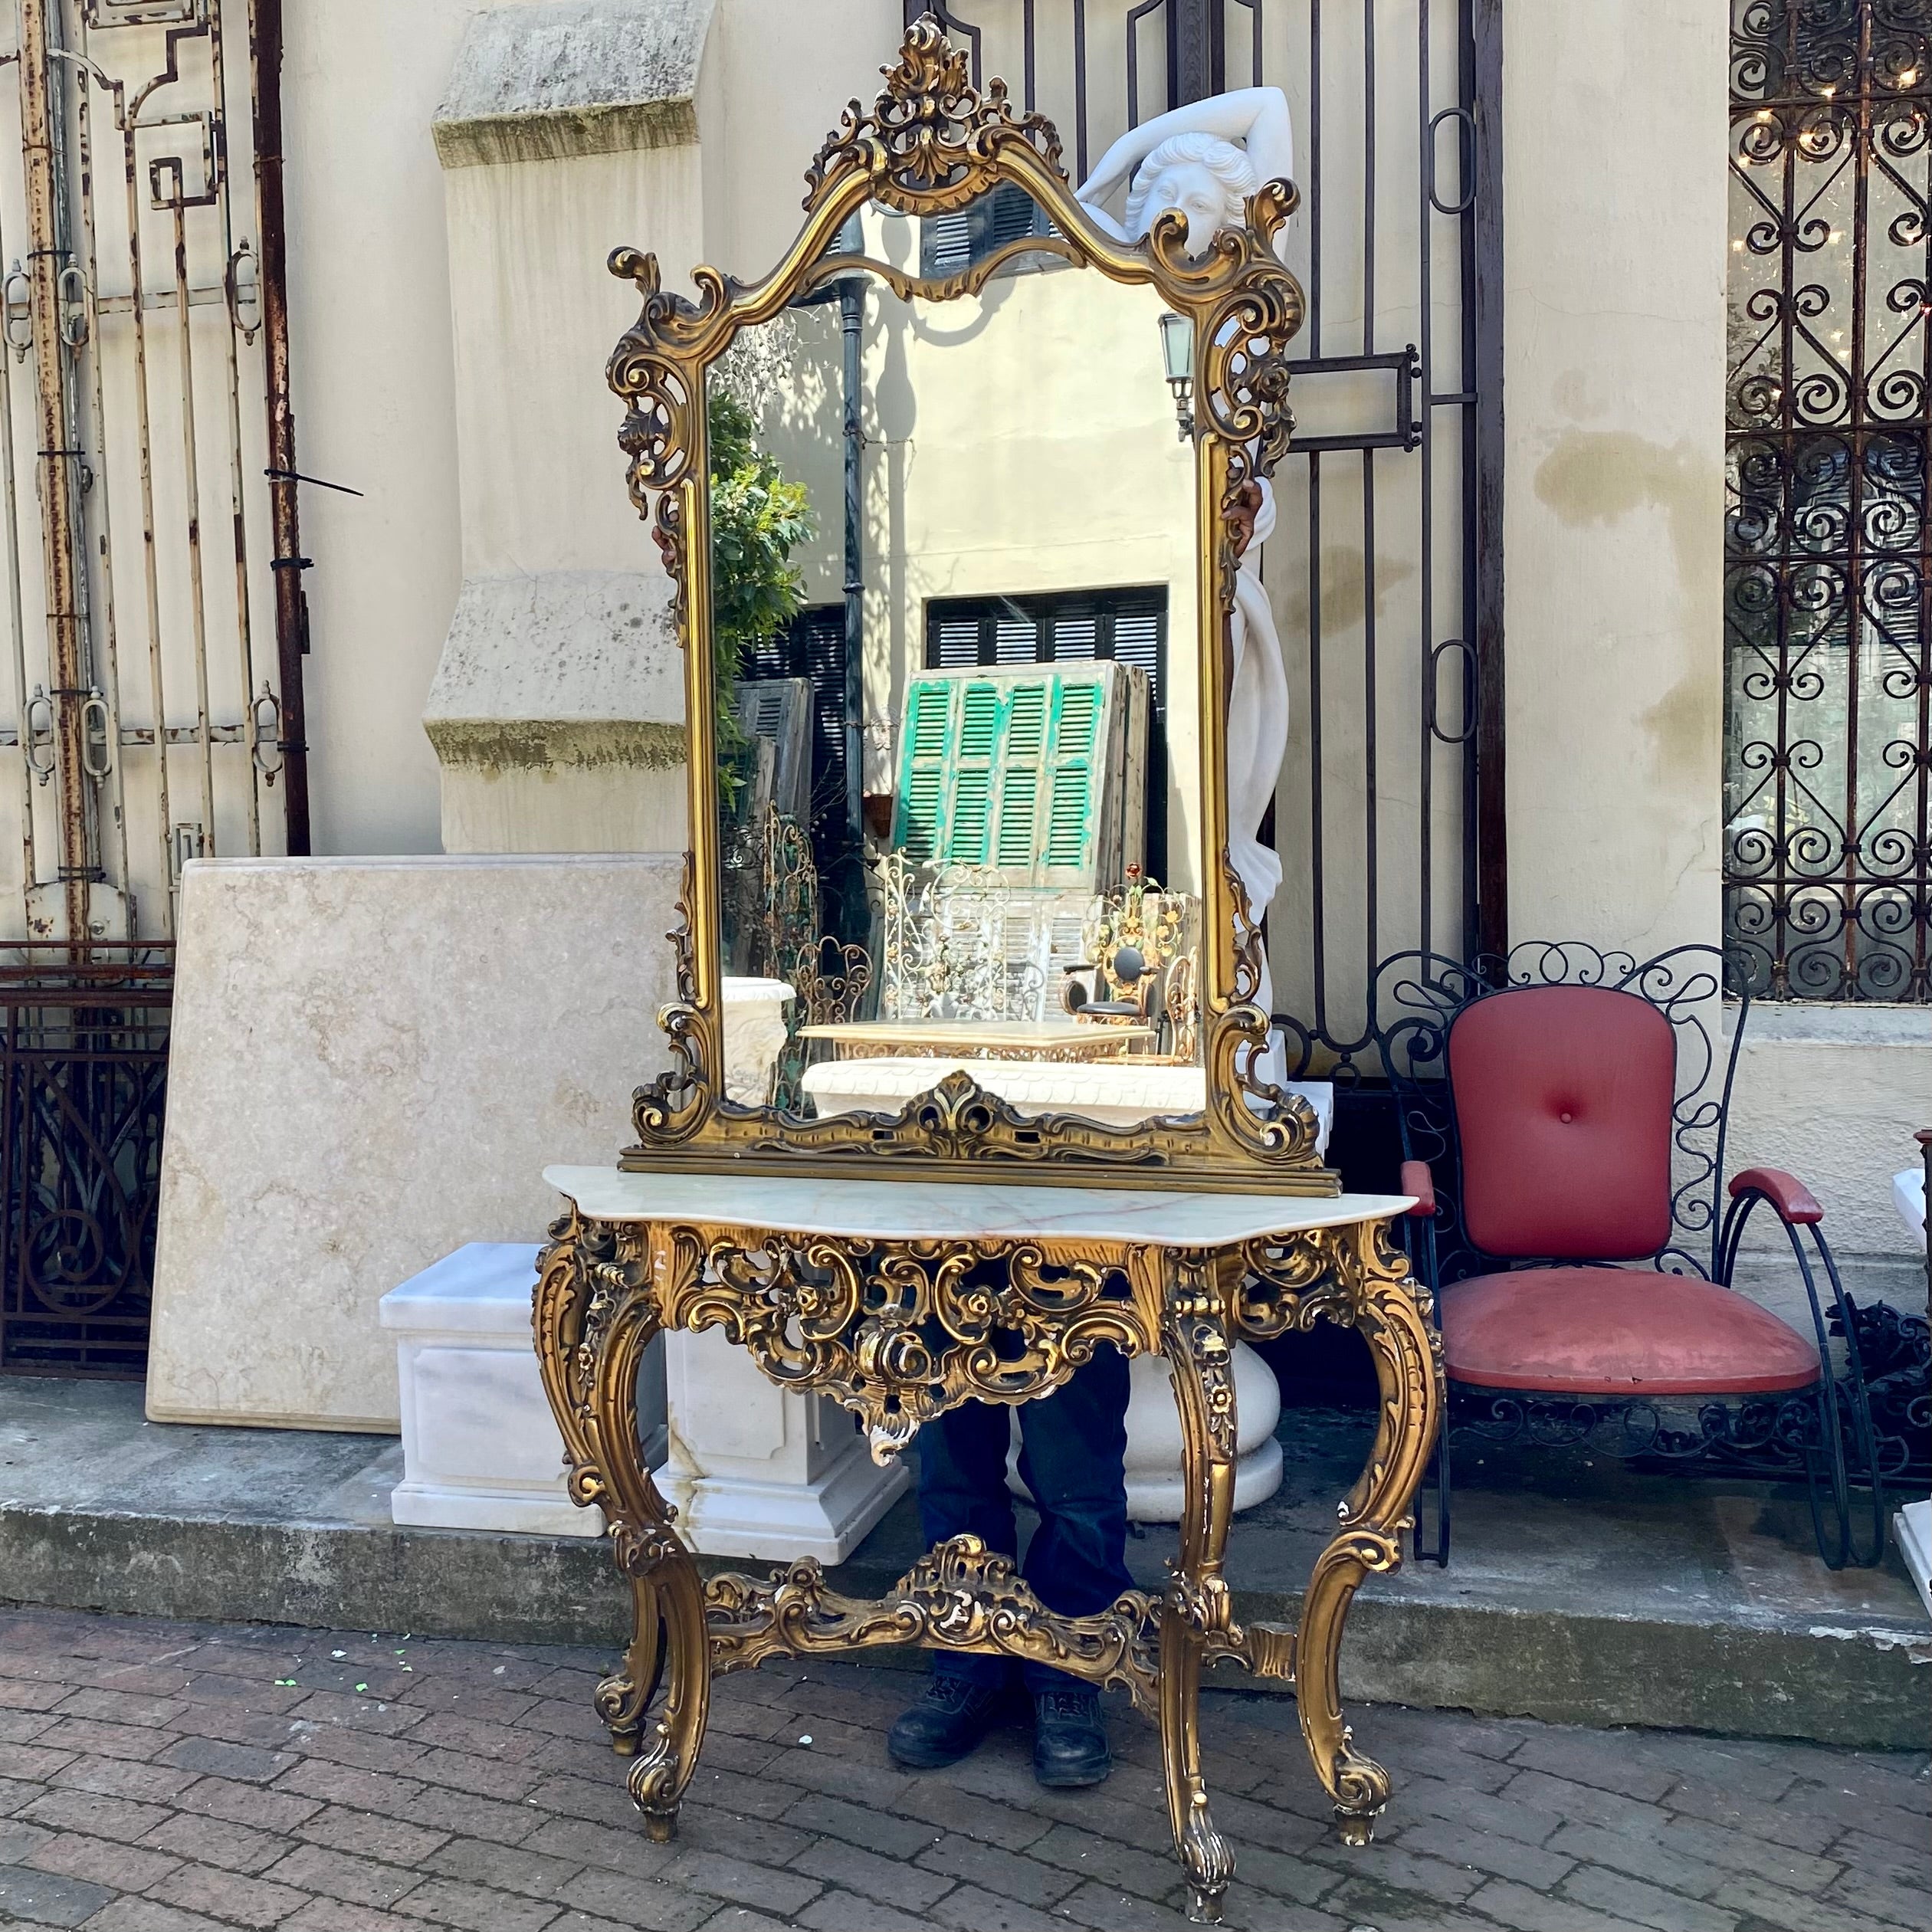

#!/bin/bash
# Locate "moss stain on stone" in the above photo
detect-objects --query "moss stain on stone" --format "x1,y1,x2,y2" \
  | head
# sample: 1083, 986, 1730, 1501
423, 718, 687, 778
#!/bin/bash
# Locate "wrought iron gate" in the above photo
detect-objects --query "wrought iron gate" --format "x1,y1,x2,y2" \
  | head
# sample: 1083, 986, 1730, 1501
0, 0, 304, 1373
910, 0, 1504, 1073
1726, 0, 1932, 1003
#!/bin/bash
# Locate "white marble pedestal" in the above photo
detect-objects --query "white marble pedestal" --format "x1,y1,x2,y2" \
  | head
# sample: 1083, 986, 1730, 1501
721, 977, 794, 1107
380, 1242, 667, 1537
658, 1329, 909, 1563
1007, 1340, 1282, 1522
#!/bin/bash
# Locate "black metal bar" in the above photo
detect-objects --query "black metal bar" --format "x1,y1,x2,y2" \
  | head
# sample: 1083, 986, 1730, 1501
840, 265, 864, 849
1471, 0, 1506, 957
1168, 0, 1224, 105
1073, 0, 1089, 179
249, 0, 312, 855
1365, 0, 1383, 999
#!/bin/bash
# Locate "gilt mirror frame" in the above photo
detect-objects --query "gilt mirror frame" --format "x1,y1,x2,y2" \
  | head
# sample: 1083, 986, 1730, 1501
606, 16, 1335, 1196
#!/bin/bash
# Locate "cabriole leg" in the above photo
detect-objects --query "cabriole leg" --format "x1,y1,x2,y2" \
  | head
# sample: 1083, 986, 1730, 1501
626, 1536, 710, 1842
1297, 1221, 1442, 1845
533, 1212, 713, 1844
1158, 1251, 1240, 1922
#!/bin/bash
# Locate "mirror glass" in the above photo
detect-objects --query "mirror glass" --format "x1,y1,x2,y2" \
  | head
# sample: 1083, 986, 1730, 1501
708, 184, 1206, 1130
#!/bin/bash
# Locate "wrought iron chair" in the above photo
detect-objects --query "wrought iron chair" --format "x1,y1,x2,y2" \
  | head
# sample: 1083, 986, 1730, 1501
1375, 942, 1885, 1570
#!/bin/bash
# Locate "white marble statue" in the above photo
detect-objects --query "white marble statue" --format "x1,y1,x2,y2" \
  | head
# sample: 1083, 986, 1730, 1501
1078, 90, 1294, 1018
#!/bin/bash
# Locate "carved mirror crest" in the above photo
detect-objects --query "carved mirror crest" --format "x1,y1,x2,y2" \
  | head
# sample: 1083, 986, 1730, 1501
607, 16, 1333, 1193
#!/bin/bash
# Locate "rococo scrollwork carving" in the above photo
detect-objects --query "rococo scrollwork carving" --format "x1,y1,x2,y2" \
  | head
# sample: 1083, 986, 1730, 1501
645, 1212, 1150, 1461
707, 1535, 1163, 1711
601, 14, 1327, 1192
804, 16, 1064, 212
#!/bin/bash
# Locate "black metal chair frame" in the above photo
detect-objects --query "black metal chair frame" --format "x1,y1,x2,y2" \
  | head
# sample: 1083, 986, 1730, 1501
1373, 941, 1887, 1571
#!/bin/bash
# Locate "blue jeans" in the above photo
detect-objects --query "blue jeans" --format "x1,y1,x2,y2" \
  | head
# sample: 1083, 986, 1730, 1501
916, 1345, 1133, 1694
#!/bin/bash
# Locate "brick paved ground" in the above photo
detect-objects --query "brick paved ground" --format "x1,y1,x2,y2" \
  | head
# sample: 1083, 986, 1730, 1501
0, 1609, 1924, 1932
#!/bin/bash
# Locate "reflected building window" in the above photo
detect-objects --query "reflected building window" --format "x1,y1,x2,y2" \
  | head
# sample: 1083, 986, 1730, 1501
927, 588, 1167, 879
743, 604, 857, 902
920, 182, 1058, 277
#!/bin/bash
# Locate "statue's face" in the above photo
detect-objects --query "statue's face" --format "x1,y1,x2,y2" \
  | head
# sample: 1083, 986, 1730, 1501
1137, 159, 1235, 251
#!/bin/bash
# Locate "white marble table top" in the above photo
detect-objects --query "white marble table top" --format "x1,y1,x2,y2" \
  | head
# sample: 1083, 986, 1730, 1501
804, 1057, 1205, 1100
546, 1164, 1412, 1248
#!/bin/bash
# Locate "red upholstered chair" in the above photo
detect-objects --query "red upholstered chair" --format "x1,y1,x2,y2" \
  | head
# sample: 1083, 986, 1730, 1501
1376, 943, 1884, 1570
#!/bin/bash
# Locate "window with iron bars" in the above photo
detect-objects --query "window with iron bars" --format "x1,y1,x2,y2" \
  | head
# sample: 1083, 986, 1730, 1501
1725, 0, 1932, 1002
919, 181, 1061, 277
927, 588, 1169, 880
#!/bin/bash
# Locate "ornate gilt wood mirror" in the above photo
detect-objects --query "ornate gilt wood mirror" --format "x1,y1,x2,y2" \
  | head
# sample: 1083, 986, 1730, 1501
608, 18, 1331, 1192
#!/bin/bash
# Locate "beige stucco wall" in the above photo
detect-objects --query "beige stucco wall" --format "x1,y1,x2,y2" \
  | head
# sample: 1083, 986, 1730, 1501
282, 0, 487, 858
1727, 1004, 1932, 1259
274, 0, 907, 864
1500, 0, 1729, 961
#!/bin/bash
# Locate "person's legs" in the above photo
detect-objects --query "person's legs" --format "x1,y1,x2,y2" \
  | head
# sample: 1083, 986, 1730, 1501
915, 1395, 1021, 1684
887, 1397, 1021, 1767
1015, 1343, 1134, 1663
1014, 1345, 1132, 1786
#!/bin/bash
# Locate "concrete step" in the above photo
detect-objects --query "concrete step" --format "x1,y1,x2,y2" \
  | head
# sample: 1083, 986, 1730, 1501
3, 1379, 1926, 1750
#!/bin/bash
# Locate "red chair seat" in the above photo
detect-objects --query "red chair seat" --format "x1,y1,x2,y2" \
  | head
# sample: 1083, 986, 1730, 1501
1442, 1266, 1821, 1396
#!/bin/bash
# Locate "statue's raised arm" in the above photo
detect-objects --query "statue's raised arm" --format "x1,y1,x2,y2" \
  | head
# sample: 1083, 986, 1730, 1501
1074, 87, 1294, 256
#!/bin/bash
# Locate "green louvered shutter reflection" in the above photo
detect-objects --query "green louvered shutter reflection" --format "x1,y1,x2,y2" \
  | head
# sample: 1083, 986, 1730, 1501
892, 666, 1115, 886
992, 681, 1048, 868
1041, 678, 1100, 874
897, 677, 954, 861
946, 681, 1001, 864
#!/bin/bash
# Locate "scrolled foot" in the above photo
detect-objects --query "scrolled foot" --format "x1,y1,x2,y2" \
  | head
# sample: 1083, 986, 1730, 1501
1330, 1741, 1390, 1846
1333, 1807, 1376, 1847
628, 1738, 684, 1841
1186, 1883, 1225, 1923
1179, 1802, 1233, 1922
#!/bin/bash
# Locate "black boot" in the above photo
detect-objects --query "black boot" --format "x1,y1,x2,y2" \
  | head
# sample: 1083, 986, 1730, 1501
1032, 1686, 1111, 1788
887, 1671, 1012, 1769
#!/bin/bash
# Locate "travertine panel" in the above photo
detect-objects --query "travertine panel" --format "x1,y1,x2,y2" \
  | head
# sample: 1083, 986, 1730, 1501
148, 854, 679, 1432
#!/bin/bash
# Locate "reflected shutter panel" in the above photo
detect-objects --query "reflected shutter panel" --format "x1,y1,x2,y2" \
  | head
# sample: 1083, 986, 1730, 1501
895, 678, 956, 861
894, 664, 1117, 887
993, 681, 1049, 869
946, 681, 1001, 864
1042, 675, 1102, 877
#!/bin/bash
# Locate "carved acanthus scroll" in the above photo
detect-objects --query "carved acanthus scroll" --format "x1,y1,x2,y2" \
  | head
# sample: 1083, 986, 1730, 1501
707, 1536, 1163, 1714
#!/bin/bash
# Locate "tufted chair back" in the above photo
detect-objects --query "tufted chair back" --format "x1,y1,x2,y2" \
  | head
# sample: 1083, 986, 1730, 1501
1446, 984, 1676, 1261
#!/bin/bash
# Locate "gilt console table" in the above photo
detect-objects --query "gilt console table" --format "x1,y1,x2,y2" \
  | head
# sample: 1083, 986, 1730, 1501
533, 1166, 1440, 1923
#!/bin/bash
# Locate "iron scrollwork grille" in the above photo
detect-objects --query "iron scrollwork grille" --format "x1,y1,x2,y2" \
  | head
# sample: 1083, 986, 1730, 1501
0, 946, 169, 1376
1727, 0, 1932, 1002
